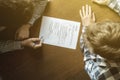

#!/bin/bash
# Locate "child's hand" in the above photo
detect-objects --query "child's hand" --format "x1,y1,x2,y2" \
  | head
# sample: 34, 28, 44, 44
92, 0, 109, 5
79, 5, 95, 27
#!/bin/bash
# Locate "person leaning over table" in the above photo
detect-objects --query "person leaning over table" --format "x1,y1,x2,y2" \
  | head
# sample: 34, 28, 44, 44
0, 0, 48, 40
79, 4, 120, 80
0, 0, 48, 53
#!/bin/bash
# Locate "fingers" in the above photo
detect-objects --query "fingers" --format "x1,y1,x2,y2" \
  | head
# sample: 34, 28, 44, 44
86, 5, 89, 15
79, 5, 92, 17
88, 6, 91, 16
79, 6, 85, 18
82, 6, 85, 17
79, 5, 96, 26
40, 36, 44, 43
92, 12, 96, 22
33, 43, 42, 49
79, 10, 83, 18
30, 38, 40, 42
30, 38, 43, 49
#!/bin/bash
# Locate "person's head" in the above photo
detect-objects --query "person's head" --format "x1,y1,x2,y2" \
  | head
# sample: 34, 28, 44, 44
84, 21, 120, 62
0, 0, 33, 26
0, 0, 33, 10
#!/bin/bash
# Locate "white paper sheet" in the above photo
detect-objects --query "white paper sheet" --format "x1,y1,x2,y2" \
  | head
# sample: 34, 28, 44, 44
39, 16, 80, 49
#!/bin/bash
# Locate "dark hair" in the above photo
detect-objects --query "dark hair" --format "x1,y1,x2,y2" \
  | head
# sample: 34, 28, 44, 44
0, 0, 33, 9
0, 0, 34, 26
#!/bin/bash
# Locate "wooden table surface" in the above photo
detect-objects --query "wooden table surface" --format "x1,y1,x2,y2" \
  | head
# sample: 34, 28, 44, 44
0, 0, 120, 80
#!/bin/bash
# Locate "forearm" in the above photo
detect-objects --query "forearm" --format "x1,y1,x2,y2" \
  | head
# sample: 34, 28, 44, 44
80, 26, 86, 51
0, 40, 23, 53
107, 0, 120, 15
28, 0, 48, 25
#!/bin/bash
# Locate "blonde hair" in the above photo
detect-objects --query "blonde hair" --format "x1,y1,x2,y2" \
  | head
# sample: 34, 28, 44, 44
84, 21, 120, 61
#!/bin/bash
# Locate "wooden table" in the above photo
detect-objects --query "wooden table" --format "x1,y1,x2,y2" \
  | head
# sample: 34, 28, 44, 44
0, 0, 120, 80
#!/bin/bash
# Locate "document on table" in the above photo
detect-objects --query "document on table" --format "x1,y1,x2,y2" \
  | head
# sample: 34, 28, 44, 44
39, 16, 80, 49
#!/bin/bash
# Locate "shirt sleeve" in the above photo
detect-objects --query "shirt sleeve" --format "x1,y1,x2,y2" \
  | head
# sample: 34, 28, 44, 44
80, 25, 120, 80
98, 67, 120, 80
80, 26, 86, 52
28, 0, 48, 25
80, 26, 110, 80
107, 0, 120, 15
0, 40, 23, 53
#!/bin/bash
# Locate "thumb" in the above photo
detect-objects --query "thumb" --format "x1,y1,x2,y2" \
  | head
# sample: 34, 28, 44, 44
33, 40, 42, 49
92, 12, 96, 22
30, 38, 40, 42
34, 43, 42, 49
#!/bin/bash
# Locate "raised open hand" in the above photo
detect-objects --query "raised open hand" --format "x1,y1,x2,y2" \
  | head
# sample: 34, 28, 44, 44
79, 5, 95, 27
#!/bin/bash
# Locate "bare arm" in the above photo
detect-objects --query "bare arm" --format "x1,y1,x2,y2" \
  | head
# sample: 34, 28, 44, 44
79, 4, 96, 53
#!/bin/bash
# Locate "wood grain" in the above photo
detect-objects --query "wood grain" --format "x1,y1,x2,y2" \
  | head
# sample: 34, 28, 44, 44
0, 0, 120, 80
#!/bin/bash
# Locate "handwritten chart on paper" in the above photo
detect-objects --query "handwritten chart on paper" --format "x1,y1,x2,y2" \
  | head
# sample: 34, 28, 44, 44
39, 16, 80, 49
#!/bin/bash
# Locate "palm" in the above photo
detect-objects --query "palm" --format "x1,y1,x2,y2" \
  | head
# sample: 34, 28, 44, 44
80, 5, 95, 27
